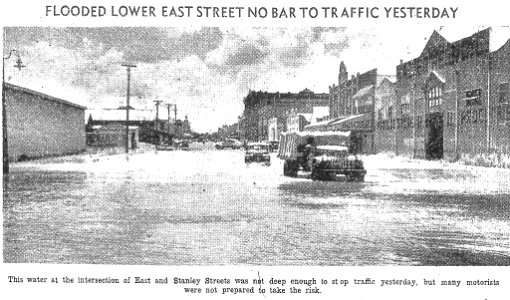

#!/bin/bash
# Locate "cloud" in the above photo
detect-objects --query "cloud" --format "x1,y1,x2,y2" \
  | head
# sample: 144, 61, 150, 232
2, 26, 402, 131
4, 27, 224, 63
6, 26, 501, 132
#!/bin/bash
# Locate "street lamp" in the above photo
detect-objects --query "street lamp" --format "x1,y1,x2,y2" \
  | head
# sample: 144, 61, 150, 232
3, 50, 25, 175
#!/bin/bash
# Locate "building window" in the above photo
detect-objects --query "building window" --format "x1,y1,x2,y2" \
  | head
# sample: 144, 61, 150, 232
416, 115, 423, 129
497, 104, 510, 124
427, 86, 443, 107
499, 83, 509, 103
388, 106, 393, 119
378, 109, 384, 120
358, 105, 371, 114
400, 103, 410, 115
446, 111, 455, 126
401, 93, 411, 104
497, 84, 509, 124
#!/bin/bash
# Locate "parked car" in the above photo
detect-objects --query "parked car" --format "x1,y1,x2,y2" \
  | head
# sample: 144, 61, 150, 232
215, 138, 242, 150
244, 142, 271, 165
175, 139, 190, 150
269, 140, 279, 152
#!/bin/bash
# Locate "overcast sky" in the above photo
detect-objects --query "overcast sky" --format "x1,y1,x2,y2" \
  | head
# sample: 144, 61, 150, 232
3, 26, 509, 132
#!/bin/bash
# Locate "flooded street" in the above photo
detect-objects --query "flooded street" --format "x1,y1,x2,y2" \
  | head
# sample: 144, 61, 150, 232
3, 145, 510, 265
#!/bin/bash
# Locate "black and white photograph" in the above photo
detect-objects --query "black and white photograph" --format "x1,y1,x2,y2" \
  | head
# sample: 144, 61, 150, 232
1, 0, 510, 299
3, 24, 509, 265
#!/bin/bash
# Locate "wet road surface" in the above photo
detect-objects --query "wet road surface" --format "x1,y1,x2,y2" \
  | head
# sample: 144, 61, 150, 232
3, 145, 510, 265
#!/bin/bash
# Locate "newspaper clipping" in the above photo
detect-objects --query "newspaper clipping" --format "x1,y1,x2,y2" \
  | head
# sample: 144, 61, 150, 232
1, 0, 509, 299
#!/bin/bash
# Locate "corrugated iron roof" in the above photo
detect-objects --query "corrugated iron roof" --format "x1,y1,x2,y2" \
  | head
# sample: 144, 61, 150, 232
4, 82, 87, 110
87, 109, 162, 122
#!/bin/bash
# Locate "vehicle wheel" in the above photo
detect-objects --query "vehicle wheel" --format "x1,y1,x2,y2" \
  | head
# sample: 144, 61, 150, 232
311, 168, 318, 181
288, 161, 298, 178
355, 174, 365, 182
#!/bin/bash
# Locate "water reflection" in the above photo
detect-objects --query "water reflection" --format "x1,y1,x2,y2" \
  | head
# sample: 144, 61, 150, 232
3, 151, 510, 265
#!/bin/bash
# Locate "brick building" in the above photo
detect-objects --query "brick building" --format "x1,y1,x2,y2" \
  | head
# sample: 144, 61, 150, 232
395, 28, 510, 159
374, 77, 397, 153
241, 89, 329, 142
286, 110, 312, 133
327, 63, 396, 153
4, 83, 86, 161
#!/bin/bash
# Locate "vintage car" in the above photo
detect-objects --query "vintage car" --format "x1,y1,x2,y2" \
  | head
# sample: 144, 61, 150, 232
215, 138, 242, 150
244, 142, 271, 165
174, 139, 190, 150
269, 140, 279, 152
156, 144, 175, 151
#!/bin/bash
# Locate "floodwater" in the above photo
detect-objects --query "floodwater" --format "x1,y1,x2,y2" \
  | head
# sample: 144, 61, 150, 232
3, 144, 510, 265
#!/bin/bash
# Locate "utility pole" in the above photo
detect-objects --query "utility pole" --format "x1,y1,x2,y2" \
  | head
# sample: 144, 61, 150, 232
454, 70, 460, 158
412, 82, 417, 159
174, 104, 179, 137
122, 64, 136, 154
3, 50, 25, 175
154, 100, 162, 131
166, 103, 172, 140
486, 56, 491, 152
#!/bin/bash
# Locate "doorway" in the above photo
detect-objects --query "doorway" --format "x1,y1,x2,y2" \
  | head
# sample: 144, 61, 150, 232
425, 112, 443, 159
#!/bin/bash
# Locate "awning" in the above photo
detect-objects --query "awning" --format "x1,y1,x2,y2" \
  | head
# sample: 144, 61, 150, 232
304, 116, 343, 131
329, 113, 372, 131
353, 85, 374, 99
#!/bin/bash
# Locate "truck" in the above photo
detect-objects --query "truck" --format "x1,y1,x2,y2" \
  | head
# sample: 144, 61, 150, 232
278, 131, 366, 181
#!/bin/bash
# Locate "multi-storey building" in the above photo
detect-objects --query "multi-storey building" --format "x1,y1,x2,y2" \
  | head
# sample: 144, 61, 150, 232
395, 28, 510, 159
374, 77, 397, 153
241, 89, 329, 142
327, 63, 396, 153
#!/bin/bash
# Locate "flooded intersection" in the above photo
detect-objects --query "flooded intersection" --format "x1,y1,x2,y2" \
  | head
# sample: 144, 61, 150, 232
3, 146, 510, 265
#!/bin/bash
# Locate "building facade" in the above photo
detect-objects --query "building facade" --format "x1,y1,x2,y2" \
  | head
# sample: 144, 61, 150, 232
241, 89, 329, 142
328, 63, 396, 153
4, 83, 86, 161
374, 77, 397, 153
86, 123, 139, 149
395, 28, 510, 159
286, 110, 311, 133
87, 109, 191, 145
